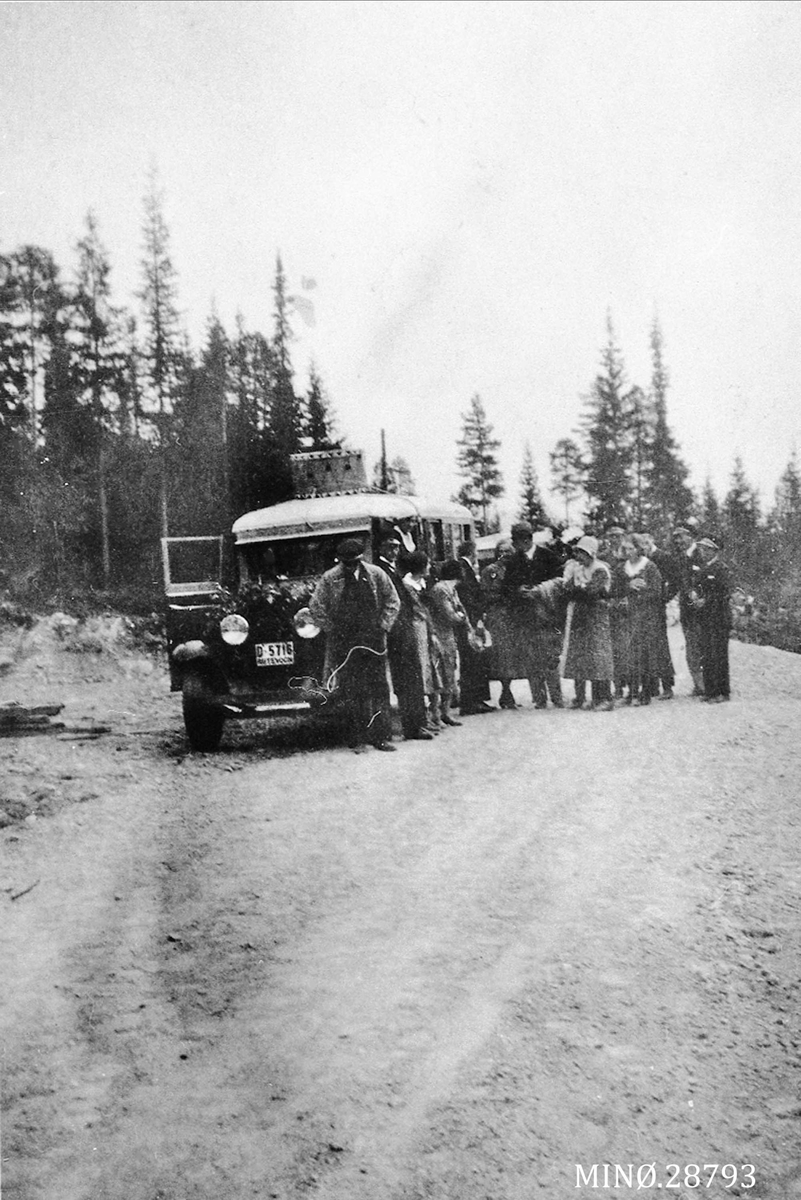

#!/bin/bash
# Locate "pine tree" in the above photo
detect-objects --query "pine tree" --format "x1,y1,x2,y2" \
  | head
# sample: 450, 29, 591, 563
549, 437, 585, 525
581, 313, 633, 528
517, 442, 548, 527
644, 318, 693, 538
455, 394, 504, 534
138, 171, 183, 538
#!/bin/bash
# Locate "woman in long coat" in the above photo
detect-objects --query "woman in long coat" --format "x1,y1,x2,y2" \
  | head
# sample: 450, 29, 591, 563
615, 535, 666, 705
428, 560, 468, 724
561, 536, 615, 709
480, 540, 517, 708
403, 550, 446, 730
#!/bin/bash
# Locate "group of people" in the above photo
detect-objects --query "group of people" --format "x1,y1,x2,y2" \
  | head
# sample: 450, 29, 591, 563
308, 519, 733, 752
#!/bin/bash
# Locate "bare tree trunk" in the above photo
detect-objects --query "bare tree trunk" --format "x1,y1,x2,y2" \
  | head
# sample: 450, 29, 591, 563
159, 464, 169, 541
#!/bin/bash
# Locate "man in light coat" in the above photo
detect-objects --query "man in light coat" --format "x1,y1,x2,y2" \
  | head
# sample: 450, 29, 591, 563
309, 538, 400, 751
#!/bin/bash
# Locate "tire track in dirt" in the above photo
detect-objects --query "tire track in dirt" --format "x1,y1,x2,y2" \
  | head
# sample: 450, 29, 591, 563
4, 636, 801, 1199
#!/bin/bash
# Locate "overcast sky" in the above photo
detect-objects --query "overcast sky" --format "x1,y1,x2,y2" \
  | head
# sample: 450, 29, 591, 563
3, 0, 800, 519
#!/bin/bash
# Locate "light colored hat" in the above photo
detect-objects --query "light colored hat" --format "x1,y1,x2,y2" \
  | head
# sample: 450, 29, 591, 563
575, 535, 599, 557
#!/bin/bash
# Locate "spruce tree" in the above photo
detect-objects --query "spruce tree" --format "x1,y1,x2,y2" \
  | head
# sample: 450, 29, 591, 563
723, 457, 765, 585
72, 212, 128, 585
725, 457, 760, 533
138, 171, 183, 538
0, 245, 62, 442
517, 442, 548, 527
549, 437, 585, 525
626, 385, 652, 530
771, 450, 801, 589
644, 318, 693, 538
581, 313, 633, 528
270, 255, 302, 457
0, 246, 70, 589
774, 449, 801, 545
700, 478, 721, 535
455, 394, 504, 534
0, 254, 37, 432
229, 318, 286, 515
305, 363, 339, 449
171, 315, 231, 534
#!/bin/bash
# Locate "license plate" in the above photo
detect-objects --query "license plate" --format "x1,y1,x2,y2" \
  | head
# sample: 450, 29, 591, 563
255, 641, 295, 667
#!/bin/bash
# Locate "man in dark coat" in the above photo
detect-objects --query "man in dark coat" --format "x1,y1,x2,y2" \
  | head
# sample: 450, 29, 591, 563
455, 540, 495, 714
309, 538, 400, 751
693, 536, 733, 702
501, 522, 564, 707
376, 535, 434, 739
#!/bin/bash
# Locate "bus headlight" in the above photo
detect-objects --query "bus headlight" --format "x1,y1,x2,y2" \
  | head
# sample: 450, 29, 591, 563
220, 613, 249, 645
293, 607, 321, 639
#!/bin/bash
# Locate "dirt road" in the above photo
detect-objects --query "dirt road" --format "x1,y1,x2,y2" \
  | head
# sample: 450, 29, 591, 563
2, 624, 801, 1199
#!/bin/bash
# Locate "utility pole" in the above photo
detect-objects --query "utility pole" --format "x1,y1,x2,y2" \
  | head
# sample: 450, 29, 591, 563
380, 428, 390, 491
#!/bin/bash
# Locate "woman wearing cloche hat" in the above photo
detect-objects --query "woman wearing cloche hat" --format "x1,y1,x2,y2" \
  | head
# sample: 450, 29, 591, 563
560, 536, 615, 710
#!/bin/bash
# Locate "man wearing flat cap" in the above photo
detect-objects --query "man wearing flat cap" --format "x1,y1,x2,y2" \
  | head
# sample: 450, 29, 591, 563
692, 536, 733, 702
310, 538, 400, 750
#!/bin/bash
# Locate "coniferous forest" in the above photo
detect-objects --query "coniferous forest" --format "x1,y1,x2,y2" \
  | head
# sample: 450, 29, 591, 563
0, 181, 338, 608
451, 314, 801, 651
2, 181, 801, 652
